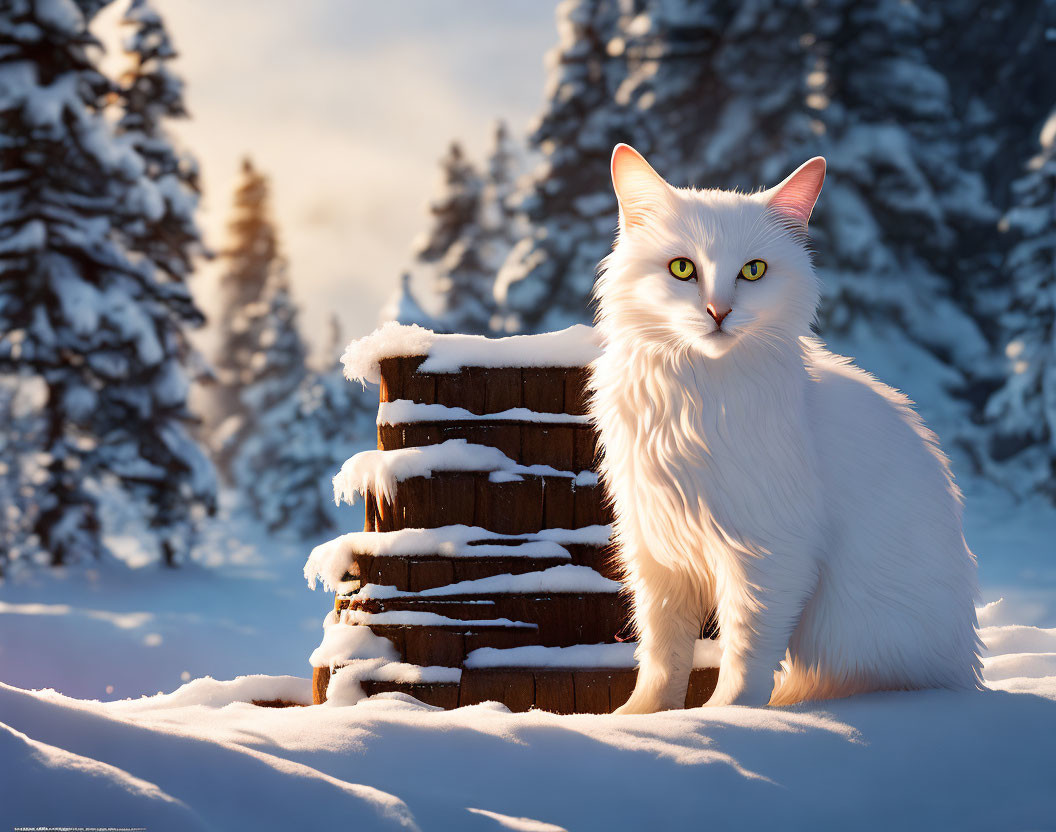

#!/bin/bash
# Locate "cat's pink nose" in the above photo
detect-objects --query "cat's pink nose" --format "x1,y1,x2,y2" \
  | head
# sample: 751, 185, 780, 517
707, 303, 731, 328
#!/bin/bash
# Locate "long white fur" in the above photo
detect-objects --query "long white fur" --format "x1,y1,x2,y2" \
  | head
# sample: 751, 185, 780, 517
591, 145, 983, 711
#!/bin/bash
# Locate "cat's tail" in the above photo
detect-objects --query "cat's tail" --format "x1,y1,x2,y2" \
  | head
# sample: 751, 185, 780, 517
768, 654, 984, 706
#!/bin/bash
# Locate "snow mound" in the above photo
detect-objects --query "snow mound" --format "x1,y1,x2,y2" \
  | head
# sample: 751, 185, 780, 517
3, 624, 1056, 832
106, 674, 313, 711
342, 322, 601, 385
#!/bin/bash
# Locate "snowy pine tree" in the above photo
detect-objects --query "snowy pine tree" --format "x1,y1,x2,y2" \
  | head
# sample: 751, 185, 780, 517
802, 0, 995, 410
413, 141, 490, 333
235, 314, 374, 537
496, 0, 1049, 449
0, 0, 214, 568
378, 272, 434, 329
116, 0, 205, 285
977, 110, 1056, 498
494, 0, 624, 333
495, 0, 815, 332
211, 158, 308, 483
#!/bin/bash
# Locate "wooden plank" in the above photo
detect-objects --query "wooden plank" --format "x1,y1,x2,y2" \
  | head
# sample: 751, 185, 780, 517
402, 626, 466, 667
401, 357, 436, 404
475, 476, 544, 535
463, 625, 539, 654
564, 367, 592, 416
435, 422, 521, 461
436, 368, 487, 415
521, 425, 574, 468
573, 482, 611, 528
360, 680, 460, 709
459, 668, 508, 707
397, 477, 434, 529
451, 556, 568, 584
312, 666, 331, 705
377, 424, 402, 451
685, 667, 720, 707
378, 494, 397, 532
484, 368, 522, 412
542, 476, 575, 530
573, 670, 613, 714
366, 556, 410, 590
432, 473, 477, 528
378, 357, 403, 403
534, 671, 576, 714
460, 669, 535, 711
573, 426, 600, 471
364, 491, 377, 532
564, 543, 618, 579
609, 669, 636, 711
522, 367, 566, 413
398, 423, 440, 449
407, 558, 455, 592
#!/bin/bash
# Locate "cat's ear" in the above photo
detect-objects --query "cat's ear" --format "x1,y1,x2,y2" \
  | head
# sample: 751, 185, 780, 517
764, 157, 826, 229
611, 144, 672, 230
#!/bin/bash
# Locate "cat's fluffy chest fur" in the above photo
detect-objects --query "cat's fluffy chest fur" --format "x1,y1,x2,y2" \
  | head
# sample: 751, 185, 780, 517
593, 145, 981, 711
593, 340, 824, 580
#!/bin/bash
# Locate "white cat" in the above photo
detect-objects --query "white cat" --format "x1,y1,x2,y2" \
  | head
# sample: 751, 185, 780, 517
590, 144, 983, 711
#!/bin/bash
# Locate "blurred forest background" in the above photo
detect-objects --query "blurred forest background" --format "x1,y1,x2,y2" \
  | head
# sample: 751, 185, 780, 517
1, 0, 1055, 579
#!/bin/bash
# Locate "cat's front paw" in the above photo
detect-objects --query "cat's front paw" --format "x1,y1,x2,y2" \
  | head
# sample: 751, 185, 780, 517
614, 698, 664, 715
613, 690, 678, 715
706, 677, 773, 707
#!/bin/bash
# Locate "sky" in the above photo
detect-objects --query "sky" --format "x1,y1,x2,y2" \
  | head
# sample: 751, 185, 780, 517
97, 1, 557, 361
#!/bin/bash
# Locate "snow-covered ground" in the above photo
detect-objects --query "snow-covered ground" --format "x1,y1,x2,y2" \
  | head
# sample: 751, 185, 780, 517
2, 613, 1055, 831
2, 467, 1055, 829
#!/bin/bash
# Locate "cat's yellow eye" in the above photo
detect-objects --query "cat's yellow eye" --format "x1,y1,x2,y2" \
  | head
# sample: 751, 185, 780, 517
668, 257, 696, 281
740, 260, 767, 281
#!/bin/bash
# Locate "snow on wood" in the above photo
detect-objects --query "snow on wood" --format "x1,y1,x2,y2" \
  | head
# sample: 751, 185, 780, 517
309, 611, 400, 669
366, 662, 463, 685
304, 525, 580, 593
464, 639, 722, 669
343, 609, 537, 629
357, 564, 620, 600
378, 399, 592, 425
534, 524, 612, 546
325, 659, 463, 706
333, 439, 597, 506
342, 321, 601, 385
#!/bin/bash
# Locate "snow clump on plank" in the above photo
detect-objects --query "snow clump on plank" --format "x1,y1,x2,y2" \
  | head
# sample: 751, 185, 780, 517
304, 525, 581, 593
342, 322, 601, 385
333, 439, 597, 506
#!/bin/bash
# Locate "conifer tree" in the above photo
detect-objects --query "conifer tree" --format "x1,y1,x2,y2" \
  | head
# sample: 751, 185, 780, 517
413, 141, 488, 333
494, 0, 815, 332
976, 111, 1056, 498
211, 159, 308, 484
236, 314, 374, 536
801, 0, 995, 400
379, 272, 435, 329
0, 0, 214, 567
117, 0, 204, 285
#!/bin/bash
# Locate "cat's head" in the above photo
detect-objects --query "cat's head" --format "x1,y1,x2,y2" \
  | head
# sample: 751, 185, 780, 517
595, 144, 825, 361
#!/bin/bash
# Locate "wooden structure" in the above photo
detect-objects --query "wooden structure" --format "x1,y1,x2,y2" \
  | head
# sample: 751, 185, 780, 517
310, 333, 719, 712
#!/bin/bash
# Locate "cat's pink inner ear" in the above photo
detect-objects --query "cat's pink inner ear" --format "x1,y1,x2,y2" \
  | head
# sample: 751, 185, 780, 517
767, 157, 826, 228
611, 144, 670, 229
